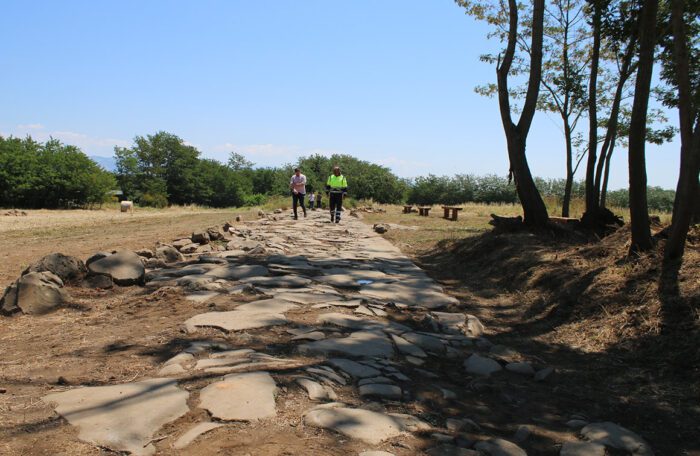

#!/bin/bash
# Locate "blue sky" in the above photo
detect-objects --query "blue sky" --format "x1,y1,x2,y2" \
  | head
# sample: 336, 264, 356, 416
0, 0, 680, 190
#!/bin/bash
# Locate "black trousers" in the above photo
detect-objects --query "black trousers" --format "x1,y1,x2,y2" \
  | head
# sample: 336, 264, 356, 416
292, 193, 306, 217
329, 193, 343, 221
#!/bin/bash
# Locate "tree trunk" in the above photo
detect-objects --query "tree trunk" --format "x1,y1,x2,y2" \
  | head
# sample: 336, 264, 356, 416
594, 39, 636, 206
600, 137, 616, 208
562, 119, 574, 217
582, 1, 601, 223
628, 0, 658, 253
496, 0, 549, 227
664, 0, 700, 261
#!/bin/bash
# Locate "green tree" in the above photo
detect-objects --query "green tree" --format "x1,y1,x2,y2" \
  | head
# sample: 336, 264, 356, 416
456, 0, 550, 226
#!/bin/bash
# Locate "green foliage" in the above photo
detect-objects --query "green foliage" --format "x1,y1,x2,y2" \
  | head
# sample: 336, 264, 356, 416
607, 186, 676, 212
407, 174, 516, 205
295, 154, 407, 203
139, 192, 169, 208
0, 135, 116, 208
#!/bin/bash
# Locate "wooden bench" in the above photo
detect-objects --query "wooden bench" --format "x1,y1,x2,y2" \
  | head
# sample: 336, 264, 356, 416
402, 205, 415, 214
418, 206, 431, 216
442, 206, 463, 221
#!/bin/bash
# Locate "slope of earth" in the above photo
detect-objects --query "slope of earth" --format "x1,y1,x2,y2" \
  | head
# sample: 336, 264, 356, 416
362, 207, 699, 455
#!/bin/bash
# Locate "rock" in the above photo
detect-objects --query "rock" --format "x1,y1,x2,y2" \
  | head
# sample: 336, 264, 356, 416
298, 330, 395, 358
23, 253, 86, 284
85, 252, 111, 267
87, 251, 145, 286
373, 223, 389, 234
513, 425, 531, 443
180, 243, 200, 254
296, 378, 337, 401
428, 312, 465, 334
157, 364, 187, 376
306, 367, 347, 385
581, 422, 654, 455
440, 388, 457, 400
203, 264, 269, 280
401, 332, 445, 354
358, 376, 394, 386
534, 367, 554, 382
171, 238, 191, 249
565, 419, 588, 429
327, 358, 381, 379
173, 422, 224, 449
135, 248, 154, 258
292, 331, 326, 341
207, 227, 224, 241
199, 372, 277, 421
359, 452, 395, 456
43, 378, 189, 456
359, 281, 459, 310
426, 444, 479, 456
196, 244, 213, 254
464, 354, 502, 376
506, 362, 535, 376
406, 356, 425, 366
145, 258, 167, 269
489, 345, 520, 362
303, 406, 421, 445
80, 274, 114, 289
465, 314, 485, 337
474, 438, 527, 456
1, 271, 68, 315
446, 418, 468, 432
241, 275, 311, 288
185, 309, 288, 332
391, 334, 427, 358
359, 384, 402, 400
155, 245, 185, 263
192, 231, 211, 244
560, 441, 606, 456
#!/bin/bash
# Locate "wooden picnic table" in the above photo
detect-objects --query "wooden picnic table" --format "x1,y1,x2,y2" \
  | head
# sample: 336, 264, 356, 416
442, 206, 463, 221
402, 205, 415, 214
418, 206, 431, 216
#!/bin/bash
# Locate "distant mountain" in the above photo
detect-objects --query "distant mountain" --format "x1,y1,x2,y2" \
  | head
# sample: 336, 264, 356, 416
90, 155, 117, 172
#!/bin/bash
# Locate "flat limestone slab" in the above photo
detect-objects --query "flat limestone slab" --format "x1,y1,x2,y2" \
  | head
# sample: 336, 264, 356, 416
359, 282, 458, 309
303, 406, 405, 444
327, 358, 381, 378
184, 310, 287, 332
199, 371, 277, 421
43, 378, 189, 456
581, 422, 654, 455
299, 330, 395, 358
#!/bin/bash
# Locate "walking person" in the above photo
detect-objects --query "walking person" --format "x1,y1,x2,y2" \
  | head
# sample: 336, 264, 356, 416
325, 166, 347, 223
308, 192, 316, 210
316, 191, 323, 209
289, 167, 307, 220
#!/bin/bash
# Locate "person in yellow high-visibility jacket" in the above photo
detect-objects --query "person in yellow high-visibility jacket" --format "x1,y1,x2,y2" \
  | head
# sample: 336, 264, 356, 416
325, 166, 348, 223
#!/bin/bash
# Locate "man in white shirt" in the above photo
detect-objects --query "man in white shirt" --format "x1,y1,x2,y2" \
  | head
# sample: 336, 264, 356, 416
289, 167, 307, 220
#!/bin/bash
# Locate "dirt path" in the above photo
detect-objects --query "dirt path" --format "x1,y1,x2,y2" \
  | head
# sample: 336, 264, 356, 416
0, 210, 656, 455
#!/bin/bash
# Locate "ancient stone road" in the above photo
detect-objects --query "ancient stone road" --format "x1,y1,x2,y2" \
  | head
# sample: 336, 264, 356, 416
40, 210, 654, 455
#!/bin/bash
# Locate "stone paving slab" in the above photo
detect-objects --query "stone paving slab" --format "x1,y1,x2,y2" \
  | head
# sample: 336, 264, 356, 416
199, 371, 278, 421
43, 378, 189, 456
